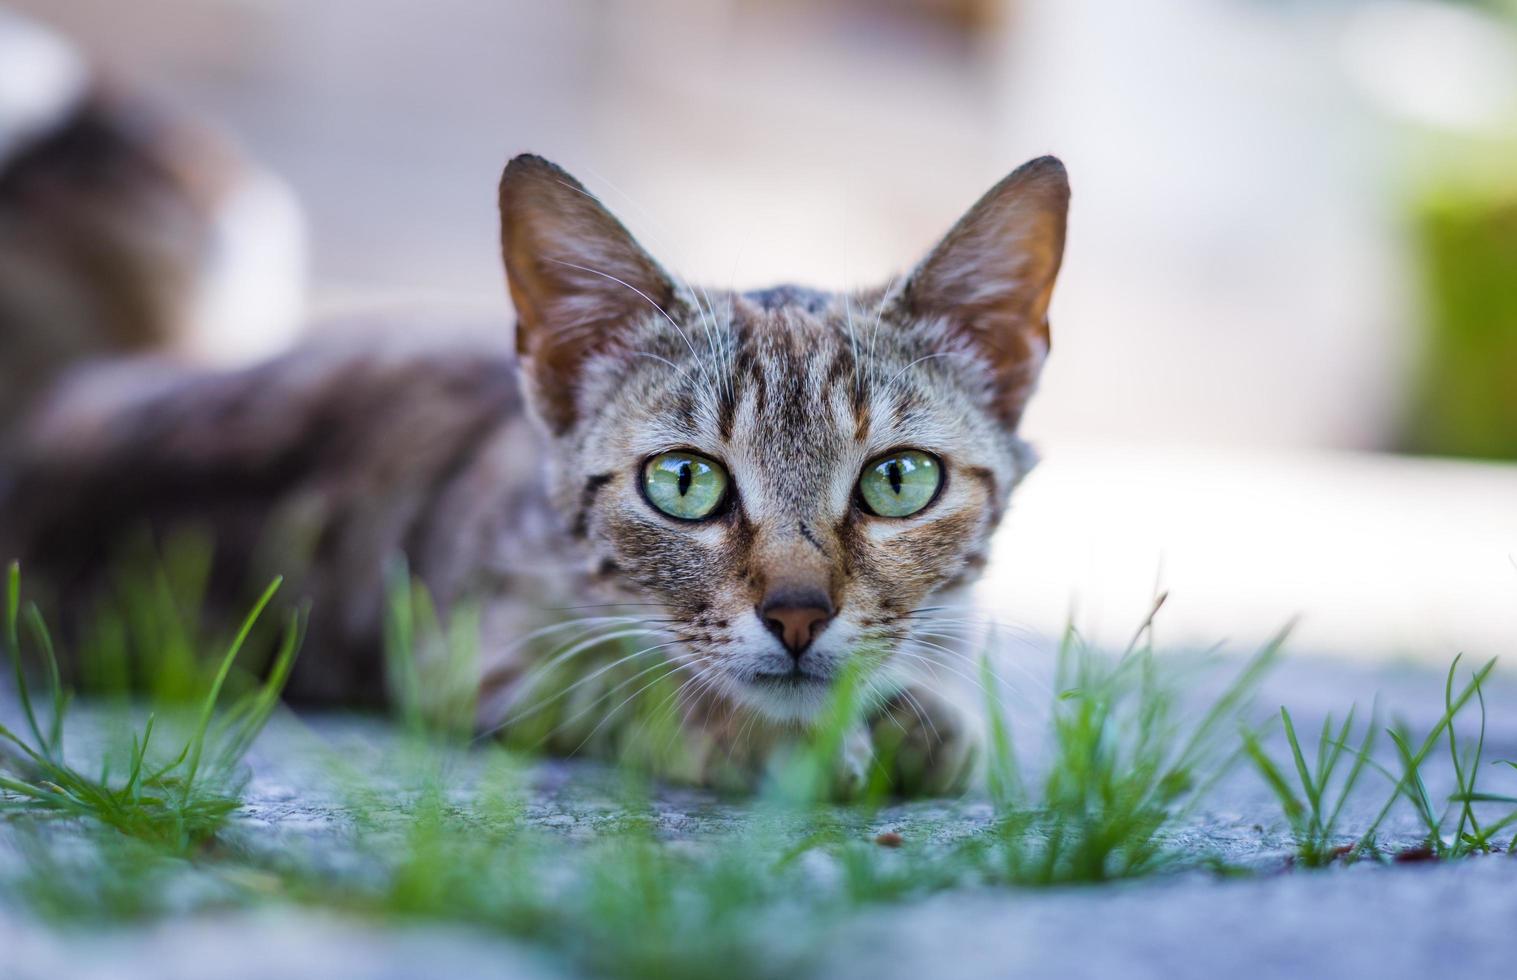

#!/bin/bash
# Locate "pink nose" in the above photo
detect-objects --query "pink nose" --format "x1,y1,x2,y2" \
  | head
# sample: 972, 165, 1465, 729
759, 590, 834, 657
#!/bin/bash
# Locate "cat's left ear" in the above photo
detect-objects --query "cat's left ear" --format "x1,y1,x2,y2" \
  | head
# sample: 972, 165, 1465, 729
899, 156, 1069, 429
499, 154, 676, 434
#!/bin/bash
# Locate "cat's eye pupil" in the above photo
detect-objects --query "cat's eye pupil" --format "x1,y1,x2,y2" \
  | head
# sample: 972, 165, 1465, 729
677, 461, 692, 496
887, 461, 903, 495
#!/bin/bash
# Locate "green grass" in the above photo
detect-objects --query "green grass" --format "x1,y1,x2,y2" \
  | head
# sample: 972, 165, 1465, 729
253, 770, 825, 980
1, 562, 304, 850
977, 596, 1285, 883
3, 559, 1516, 977
1245, 654, 1517, 865
1370, 655, 1517, 858
1242, 704, 1379, 866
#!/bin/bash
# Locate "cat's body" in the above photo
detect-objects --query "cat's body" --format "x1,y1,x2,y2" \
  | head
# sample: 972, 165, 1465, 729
0, 320, 550, 707
0, 150, 1069, 795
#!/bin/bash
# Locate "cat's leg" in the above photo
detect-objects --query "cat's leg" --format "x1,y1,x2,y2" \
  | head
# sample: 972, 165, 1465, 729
869, 683, 982, 797
671, 706, 873, 800
668, 687, 971, 799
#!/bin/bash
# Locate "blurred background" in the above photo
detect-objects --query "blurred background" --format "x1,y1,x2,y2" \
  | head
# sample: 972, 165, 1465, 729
5, 0, 1517, 663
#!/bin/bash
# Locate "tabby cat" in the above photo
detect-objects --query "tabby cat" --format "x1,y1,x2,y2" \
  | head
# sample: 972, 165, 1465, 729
0, 152, 1069, 795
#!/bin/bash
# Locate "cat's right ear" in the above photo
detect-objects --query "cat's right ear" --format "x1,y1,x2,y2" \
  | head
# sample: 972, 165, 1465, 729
499, 154, 675, 434
897, 156, 1069, 431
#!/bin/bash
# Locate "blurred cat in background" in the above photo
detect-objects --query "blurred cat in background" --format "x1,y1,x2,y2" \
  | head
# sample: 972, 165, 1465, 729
0, 9, 304, 445
0, 13, 1068, 795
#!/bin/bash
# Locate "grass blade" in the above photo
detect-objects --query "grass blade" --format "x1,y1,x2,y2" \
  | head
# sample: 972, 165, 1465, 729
1324, 704, 1378, 834
1279, 708, 1321, 832
25, 604, 66, 756
4, 564, 48, 759
1242, 729, 1305, 827
980, 651, 1021, 808
179, 577, 282, 804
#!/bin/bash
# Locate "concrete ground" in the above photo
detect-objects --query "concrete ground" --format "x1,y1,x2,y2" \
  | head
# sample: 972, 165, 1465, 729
3, 655, 1515, 980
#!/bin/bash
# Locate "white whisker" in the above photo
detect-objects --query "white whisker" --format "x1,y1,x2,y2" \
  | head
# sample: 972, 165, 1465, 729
476, 625, 672, 738
566, 654, 697, 756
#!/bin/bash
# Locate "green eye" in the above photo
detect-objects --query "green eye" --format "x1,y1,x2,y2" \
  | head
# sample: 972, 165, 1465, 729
642, 451, 729, 521
858, 450, 941, 518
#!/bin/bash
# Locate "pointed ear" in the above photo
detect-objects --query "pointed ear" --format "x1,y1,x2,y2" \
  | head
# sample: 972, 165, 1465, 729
901, 156, 1069, 429
499, 154, 675, 434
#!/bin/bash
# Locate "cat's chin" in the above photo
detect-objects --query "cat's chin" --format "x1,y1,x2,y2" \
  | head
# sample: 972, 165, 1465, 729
726, 672, 836, 725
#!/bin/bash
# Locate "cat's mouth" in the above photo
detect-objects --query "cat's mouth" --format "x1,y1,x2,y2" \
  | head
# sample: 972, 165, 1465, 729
748, 669, 830, 690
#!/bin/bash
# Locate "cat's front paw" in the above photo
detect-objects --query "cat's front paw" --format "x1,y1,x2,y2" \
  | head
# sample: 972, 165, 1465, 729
869, 688, 981, 797
828, 724, 874, 801
754, 724, 872, 801
680, 715, 866, 798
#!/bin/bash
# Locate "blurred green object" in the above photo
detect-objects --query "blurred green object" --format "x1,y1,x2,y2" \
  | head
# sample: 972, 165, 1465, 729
1403, 177, 1517, 460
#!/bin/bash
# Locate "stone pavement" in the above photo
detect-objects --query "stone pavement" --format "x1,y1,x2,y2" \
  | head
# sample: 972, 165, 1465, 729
2, 656, 1515, 980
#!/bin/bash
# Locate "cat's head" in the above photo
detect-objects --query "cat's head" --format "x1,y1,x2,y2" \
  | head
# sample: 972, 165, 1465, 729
499, 155, 1068, 723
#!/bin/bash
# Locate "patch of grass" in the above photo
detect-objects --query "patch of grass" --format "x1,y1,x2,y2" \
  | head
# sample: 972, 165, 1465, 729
10, 826, 247, 922
1247, 654, 1517, 865
74, 530, 283, 703
381, 558, 481, 742
1242, 704, 1379, 866
275, 775, 819, 980
1459, 758, 1517, 854
979, 596, 1286, 883
0, 563, 304, 851
1364, 655, 1516, 858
